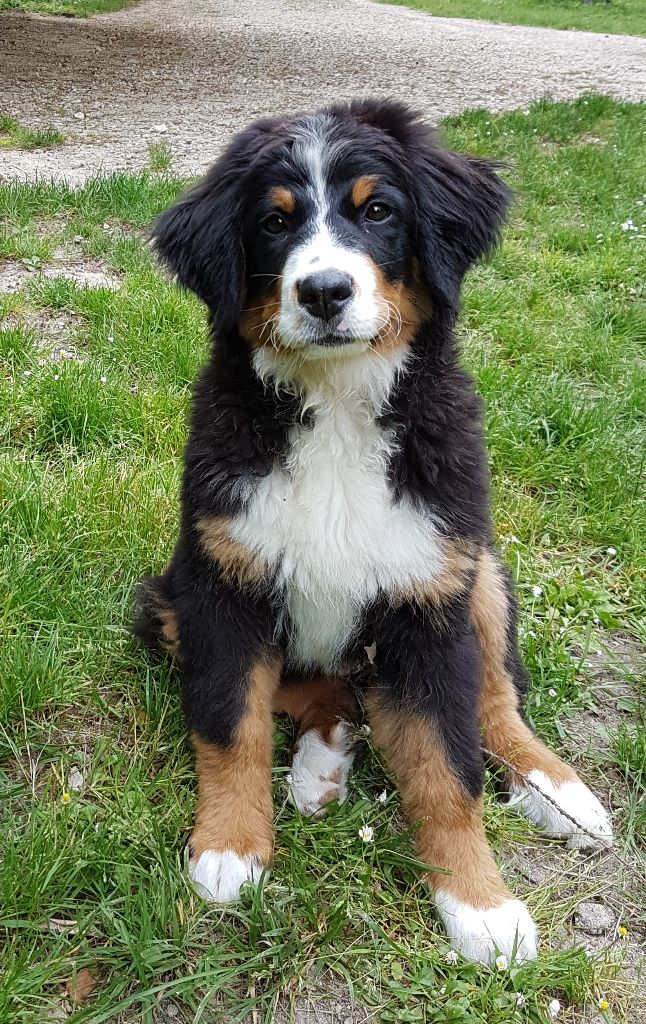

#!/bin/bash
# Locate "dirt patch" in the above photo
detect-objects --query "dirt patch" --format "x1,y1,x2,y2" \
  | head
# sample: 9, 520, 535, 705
0, 257, 120, 294
582, 636, 645, 685
504, 634, 646, 1022
1, 306, 84, 357
0, 0, 645, 186
564, 637, 644, 776
274, 977, 373, 1024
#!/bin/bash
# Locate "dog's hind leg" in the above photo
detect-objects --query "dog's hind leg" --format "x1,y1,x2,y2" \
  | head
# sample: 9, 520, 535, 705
274, 676, 360, 817
472, 550, 613, 849
132, 573, 180, 659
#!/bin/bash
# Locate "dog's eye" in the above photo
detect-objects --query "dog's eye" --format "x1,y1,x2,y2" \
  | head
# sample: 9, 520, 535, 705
263, 213, 288, 235
365, 201, 391, 223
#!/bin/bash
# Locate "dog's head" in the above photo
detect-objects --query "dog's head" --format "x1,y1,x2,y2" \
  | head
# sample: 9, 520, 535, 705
152, 100, 510, 362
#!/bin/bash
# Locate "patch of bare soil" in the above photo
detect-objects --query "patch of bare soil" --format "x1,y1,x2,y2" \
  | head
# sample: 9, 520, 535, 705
0, 0, 645, 185
0, 256, 120, 294
505, 636, 645, 1022
274, 978, 373, 1024
1, 306, 84, 359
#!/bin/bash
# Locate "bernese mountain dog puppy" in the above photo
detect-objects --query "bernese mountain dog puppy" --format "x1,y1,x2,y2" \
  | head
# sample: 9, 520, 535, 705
134, 99, 613, 965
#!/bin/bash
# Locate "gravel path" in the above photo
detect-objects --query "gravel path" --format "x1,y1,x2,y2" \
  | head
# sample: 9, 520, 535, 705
1, 0, 645, 184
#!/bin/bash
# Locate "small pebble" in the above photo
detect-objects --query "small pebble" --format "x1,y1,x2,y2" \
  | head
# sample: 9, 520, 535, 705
575, 901, 614, 936
73, 111, 85, 121
67, 766, 84, 792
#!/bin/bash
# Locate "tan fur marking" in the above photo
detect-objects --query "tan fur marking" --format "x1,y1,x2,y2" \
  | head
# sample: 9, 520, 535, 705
197, 516, 269, 589
270, 186, 296, 214
351, 174, 378, 208
371, 260, 433, 356
367, 694, 510, 908
273, 675, 359, 741
238, 280, 283, 351
159, 606, 180, 657
393, 538, 476, 609
190, 659, 281, 863
473, 551, 576, 787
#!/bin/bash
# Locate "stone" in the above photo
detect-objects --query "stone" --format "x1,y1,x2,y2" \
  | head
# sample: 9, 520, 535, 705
574, 902, 614, 936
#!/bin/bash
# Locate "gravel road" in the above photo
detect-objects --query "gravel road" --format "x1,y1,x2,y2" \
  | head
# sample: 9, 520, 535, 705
1, 0, 645, 183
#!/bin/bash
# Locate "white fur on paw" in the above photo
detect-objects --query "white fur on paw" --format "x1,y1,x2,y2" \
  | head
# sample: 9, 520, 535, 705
508, 771, 613, 850
189, 849, 266, 903
434, 891, 538, 965
289, 723, 355, 817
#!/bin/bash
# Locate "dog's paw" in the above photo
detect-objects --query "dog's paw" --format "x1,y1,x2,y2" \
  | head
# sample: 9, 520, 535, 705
508, 771, 613, 850
289, 722, 356, 817
189, 849, 267, 903
434, 891, 538, 965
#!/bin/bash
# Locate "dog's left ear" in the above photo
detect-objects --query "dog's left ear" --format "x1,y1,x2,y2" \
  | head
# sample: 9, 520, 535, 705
410, 147, 512, 310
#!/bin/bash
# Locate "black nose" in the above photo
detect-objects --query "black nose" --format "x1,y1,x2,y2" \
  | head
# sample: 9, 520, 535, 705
297, 270, 354, 322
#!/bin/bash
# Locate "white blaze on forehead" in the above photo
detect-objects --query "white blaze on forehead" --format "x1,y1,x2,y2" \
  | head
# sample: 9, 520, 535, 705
277, 119, 383, 351
292, 116, 332, 221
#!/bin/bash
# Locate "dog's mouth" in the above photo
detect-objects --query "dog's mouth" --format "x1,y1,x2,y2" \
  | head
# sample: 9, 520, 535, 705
292, 310, 378, 351
311, 332, 362, 348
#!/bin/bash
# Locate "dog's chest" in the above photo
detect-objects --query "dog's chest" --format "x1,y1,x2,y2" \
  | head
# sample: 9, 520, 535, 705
229, 389, 444, 669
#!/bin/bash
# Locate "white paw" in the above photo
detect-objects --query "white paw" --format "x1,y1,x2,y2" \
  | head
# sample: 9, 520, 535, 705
289, 722, 355, 817
434, 891, 538, 965
189, 849, 267, 903
508, 771, 613, 850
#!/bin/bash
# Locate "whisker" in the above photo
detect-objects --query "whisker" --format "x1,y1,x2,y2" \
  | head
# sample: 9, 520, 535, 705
240, 299, 282, 314
260, 312, 279, 339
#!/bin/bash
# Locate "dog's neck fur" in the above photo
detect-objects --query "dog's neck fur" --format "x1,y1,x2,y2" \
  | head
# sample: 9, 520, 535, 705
252, 343, 412, 421
191, 316, 490, 545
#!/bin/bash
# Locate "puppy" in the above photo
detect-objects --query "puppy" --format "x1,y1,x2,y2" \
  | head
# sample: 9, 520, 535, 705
134, 100, 613, 965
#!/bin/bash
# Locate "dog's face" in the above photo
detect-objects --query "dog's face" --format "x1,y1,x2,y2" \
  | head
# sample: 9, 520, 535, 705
153, 100, 510, 362
239, 139, 415, 357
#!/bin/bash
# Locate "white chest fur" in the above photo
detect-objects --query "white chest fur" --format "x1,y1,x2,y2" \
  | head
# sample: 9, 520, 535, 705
230, 351, 446, 671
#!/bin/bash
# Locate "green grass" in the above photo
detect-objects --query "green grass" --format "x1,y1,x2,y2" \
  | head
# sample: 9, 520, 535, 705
1, 95, 645, 1022
0, 115, 65, 151
379, 0, 646, 36
147, 141, 173, 175
0, 0, 135, 15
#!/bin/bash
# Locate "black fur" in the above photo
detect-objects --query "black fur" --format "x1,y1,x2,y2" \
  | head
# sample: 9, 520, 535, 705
384, 307, 491, 542
372, 589, 485, 797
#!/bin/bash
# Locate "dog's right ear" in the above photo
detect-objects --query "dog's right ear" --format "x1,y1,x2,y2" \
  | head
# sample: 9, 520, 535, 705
151, 173, 242, 329
151, 123, 273, 330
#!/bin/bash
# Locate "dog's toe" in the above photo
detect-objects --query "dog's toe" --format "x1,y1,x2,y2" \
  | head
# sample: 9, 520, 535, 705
434, 892, 538, 966
289, 722, 356, 817
508, 772, 613, 850
189, 849, 267, 903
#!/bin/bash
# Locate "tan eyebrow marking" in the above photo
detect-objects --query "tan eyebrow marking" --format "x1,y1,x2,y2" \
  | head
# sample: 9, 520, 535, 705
270, 186, 296, 214
351, 174, 379, 208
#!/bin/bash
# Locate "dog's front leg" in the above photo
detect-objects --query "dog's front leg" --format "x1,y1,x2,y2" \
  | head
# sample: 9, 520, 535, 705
175, 577, 281, 903
367, 598, 538, 966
